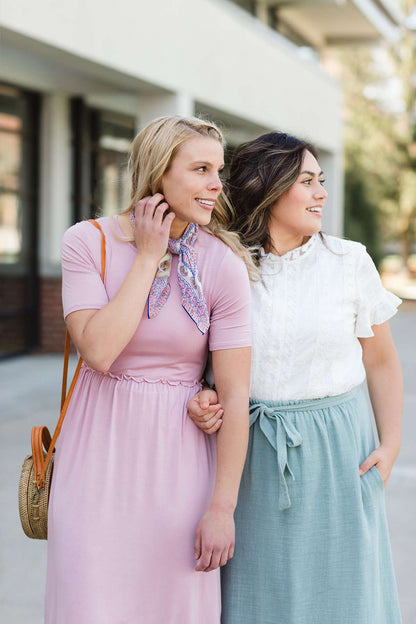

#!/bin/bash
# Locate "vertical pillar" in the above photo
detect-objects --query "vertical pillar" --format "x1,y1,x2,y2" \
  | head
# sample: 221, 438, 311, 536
319, 149, 344, 237
254, 0, 269, 25
39, 94, 72, 274
38, 94, 72, 351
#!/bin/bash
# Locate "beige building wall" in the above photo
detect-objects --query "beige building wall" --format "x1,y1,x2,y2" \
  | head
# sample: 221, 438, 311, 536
0, 0, 344, 351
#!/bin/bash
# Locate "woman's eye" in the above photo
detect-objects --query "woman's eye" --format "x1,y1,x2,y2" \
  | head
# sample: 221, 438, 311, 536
197, 166, 207, 172
320, 179, 326, 186
303, 179, 312, 185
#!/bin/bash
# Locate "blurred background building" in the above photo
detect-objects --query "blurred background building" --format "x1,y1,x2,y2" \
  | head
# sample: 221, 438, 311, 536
0, 0, 403, 356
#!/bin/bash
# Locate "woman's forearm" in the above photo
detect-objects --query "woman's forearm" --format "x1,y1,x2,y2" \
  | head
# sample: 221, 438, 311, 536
191, 348, 251, 572
366, 356, 402, 455
361, 322, 403, 457
209, 347, 251, 512
209, 388, 249, 513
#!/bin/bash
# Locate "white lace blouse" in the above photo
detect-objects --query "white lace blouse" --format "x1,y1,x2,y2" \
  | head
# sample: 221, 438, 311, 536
249, 233, 401, 401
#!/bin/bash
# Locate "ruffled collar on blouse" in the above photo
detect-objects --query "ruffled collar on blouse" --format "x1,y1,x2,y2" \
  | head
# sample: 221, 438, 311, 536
259, 233, 318, 275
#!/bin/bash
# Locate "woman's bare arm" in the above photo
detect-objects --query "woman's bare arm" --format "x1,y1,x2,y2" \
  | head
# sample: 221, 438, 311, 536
194, 346, 250, 572
358, 321, 402, 484
66, 196, 174, 372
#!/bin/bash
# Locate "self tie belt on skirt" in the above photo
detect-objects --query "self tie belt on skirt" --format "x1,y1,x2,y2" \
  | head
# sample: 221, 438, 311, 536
249, 388, 359, 511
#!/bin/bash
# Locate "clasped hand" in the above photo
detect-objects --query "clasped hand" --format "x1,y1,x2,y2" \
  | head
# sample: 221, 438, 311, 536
187, 388, 223, 435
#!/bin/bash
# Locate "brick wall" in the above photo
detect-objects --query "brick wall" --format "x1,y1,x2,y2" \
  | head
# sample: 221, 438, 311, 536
0, 275, 33, 355
0, 276, 78, 354
39, 277, 67, 352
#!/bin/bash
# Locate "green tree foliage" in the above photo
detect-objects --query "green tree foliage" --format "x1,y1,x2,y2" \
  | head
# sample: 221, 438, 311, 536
333, 2, 416, 270
389, 0, 416, 267
344, 161, 383, 265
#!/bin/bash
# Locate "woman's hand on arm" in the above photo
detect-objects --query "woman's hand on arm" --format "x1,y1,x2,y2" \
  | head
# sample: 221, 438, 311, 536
358, 321, 403, 485
194, 346, 251, 572
67, 195, 175, 373
187, 388, 223, 434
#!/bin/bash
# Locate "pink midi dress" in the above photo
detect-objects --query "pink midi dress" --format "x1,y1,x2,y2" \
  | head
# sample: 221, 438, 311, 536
45, 216, 251, 624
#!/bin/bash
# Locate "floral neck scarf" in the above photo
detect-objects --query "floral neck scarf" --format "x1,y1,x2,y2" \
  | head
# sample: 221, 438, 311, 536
147, 223, 209, 334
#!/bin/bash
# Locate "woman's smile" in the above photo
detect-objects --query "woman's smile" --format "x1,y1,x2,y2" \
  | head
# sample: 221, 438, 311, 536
306, 205, 323, 217
195, 198, 217, 211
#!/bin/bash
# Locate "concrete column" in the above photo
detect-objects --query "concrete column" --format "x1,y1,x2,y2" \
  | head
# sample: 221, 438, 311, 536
319, 149, 344, 237
254, 0, 269, 24
39, 94, 72, 275
137, 92, 194, 128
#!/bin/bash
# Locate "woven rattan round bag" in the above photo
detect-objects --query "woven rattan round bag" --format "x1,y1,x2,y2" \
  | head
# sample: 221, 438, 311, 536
18, 427, 54, 540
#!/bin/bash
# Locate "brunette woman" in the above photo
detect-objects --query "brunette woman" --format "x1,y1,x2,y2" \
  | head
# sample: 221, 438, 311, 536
189, 132, 402, 624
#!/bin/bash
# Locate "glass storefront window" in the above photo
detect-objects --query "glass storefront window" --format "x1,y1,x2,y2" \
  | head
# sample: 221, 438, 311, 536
93, 112, 135, 218
0, 93, 24, 263
0, 131, 21, 191
0, 84, 39, 355
71, 101, 135, 221
0, 193, 21, 261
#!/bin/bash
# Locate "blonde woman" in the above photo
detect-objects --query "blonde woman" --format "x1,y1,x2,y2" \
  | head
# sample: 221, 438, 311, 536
189, 132, 402, 623
45, 116, 252, 623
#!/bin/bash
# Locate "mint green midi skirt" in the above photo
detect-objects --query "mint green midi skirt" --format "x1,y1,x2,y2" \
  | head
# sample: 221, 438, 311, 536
221, 388, 401, 624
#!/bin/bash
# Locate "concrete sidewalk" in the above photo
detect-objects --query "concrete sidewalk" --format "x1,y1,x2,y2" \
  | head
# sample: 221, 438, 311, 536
1, 304, 415, 623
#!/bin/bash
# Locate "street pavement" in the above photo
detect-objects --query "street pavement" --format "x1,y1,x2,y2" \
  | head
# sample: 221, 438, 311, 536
1, 303, 415, 623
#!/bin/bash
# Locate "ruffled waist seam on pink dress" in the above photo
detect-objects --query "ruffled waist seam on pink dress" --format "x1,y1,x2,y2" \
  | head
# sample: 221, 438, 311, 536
81, 362, 203, 388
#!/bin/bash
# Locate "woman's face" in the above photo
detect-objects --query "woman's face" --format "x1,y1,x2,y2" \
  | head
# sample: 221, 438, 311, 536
269, 149, 328, 238
162, 136, 224, 236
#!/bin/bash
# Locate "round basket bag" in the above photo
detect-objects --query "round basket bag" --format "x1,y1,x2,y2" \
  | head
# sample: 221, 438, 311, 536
18, 427, 54, 540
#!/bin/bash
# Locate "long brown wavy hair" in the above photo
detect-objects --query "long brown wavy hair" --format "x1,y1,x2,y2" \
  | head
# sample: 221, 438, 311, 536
224, 132, 318, 265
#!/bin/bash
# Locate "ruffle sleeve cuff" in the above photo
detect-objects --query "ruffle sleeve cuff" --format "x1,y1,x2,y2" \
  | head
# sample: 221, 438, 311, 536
355, 290, 402, 338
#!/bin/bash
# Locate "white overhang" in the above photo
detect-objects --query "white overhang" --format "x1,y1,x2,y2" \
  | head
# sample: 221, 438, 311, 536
0, 0, 343, 152
231, 0, 403, 46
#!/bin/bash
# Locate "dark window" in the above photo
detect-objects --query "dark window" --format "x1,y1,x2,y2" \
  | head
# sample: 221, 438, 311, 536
92, 111, 135, 218
71, 100, 135, 221
0, 84, 39, 356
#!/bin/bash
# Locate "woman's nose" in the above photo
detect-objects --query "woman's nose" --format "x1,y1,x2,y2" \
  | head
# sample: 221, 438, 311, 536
208, 173, 223, 191
315, 182, 328, 199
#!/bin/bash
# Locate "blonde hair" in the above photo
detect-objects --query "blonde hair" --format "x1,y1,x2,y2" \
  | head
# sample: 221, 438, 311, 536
121, 115, 258, 279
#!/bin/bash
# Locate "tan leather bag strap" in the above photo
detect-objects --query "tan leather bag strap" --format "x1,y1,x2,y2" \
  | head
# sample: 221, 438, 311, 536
60, 330, 71, 410
34, 219, 106, 488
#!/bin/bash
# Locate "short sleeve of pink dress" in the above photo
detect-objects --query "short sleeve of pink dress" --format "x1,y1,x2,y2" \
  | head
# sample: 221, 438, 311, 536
61, 221, 109, 317
46, 217, 251, 624
208, 245, 252, 351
